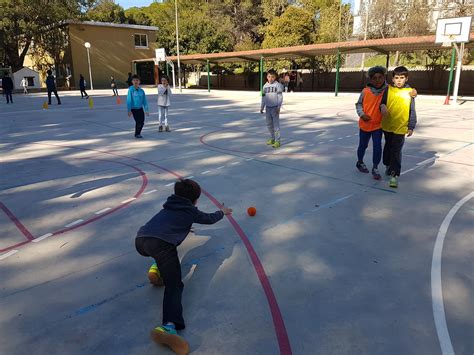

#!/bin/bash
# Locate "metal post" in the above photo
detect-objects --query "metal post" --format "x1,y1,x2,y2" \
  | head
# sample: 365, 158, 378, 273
452, 43, 463, 105
207, 60, 210, 92
166, 61, 170, 77
335, 49, 341, 96
444, 46, 456, 105
168, 60, 176, 89
260, 56, 264, 96
175, 0, 182, 92
386, 53, 390, 69
86, 47, 93, 90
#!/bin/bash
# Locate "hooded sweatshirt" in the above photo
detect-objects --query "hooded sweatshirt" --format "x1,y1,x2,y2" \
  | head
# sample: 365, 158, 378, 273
127, 85, 149, 112
136, 194, 224, 246
261, 81, 283, 111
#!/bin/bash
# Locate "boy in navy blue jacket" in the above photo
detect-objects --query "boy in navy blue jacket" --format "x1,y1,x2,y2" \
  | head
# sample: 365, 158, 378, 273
135, 179, 232, 354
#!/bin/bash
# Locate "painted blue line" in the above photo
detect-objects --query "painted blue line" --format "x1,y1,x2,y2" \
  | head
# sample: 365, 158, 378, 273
316, 194, 354, 209
68, 282, 147, 318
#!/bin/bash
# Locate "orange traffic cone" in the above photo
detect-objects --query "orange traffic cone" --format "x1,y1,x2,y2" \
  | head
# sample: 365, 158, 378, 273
443, 95, 450, 105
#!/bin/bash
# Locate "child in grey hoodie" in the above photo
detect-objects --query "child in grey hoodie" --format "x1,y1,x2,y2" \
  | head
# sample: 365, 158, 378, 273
260, 69, 284, 148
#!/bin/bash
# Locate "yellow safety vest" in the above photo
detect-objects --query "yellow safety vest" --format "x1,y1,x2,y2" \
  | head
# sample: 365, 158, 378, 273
382, 86, 412, 135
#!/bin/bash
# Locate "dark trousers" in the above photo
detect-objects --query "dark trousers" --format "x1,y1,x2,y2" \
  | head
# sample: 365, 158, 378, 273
48, 89, 61, 104
131, 108, 145, 136
80, 89, 88, 98
383, 131, 405, 177
4, 90, 12, 103
112, 87, 118, 96
357, 128, 382, 168
135, 237, 185, 330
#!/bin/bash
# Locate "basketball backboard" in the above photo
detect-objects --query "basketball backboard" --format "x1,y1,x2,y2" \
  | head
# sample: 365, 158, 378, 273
435, 17, 472, 45
155, 48, 166, 62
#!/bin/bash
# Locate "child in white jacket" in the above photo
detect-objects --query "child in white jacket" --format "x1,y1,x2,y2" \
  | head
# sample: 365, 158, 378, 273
157, 76, 172, 132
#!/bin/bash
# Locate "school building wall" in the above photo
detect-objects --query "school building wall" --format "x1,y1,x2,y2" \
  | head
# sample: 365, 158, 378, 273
197, 69, 474, 96
68, 24, 157, 89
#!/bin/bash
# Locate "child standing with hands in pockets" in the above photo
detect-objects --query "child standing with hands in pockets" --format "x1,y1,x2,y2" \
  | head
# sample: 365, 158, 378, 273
157, 76, 172, 132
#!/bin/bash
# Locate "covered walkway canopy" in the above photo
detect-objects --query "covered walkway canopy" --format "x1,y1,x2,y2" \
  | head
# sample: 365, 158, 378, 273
162, 33, 474, 64
134, 33, 473, 98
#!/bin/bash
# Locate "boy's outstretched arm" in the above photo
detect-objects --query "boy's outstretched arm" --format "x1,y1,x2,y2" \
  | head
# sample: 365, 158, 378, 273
407, 98, 417, 137
277, 83, 283, 108
126, 88, 132, 116
194, 205, 232, 224
143, 91, 149, 114
355, 91, 371, 120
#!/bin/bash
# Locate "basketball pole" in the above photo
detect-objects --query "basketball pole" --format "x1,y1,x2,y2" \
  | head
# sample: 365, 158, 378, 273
452, 42, 464, 105
444, 46, 456, 105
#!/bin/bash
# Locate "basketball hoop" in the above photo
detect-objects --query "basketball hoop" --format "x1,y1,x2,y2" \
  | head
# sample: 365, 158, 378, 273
441, 34, 456, 48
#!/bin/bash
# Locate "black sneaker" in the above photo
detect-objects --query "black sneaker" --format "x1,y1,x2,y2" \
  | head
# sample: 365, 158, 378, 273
356, 161, 369, 173
372, 168, 381, 180
158, 126, 163, 132
165, 125, 170, 132
385, 166, 392, 176
135, 135, 143, 139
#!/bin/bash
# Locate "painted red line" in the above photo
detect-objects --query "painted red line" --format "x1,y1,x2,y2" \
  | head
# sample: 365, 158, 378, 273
25, 142, 293, 354
200, 129, 312, 157
0, 202, 35, 241
0, 158, 148, 254
202, 190, 292, 354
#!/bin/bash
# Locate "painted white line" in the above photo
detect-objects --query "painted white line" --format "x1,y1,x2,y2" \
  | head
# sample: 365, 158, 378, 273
431, 191, 474, 355
95, 207, 111, 215
65, 219, 84, 228
216, 166, 225, 170
416, 156, 438, 166
400, 167, 418, 176
183, 264, 197, 282
0, 250, 18, 260
245, 158, 254, 161
32, 233, 53, 243
231, 162, 240, 165
121, 197, 136, 204
318, 142, 325, 145
185, 176, 194, 179
165, 182, 175, 187
259, 154, 267, 158
309, 144, 315, 147
144, 189, 157, 195
346, 135, 352, 138
201, 170, 211, 174
337, 137, 343, 140
329, 140, 334, 142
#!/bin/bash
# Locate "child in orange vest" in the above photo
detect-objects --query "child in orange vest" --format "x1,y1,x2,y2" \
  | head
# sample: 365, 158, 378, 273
355, 66, 388, 180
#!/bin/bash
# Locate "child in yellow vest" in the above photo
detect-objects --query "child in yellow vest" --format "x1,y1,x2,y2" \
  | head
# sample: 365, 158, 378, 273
380, 66, 417, 188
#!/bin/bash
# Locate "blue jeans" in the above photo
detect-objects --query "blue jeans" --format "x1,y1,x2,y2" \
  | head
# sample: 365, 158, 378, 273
357, 129, 382, 168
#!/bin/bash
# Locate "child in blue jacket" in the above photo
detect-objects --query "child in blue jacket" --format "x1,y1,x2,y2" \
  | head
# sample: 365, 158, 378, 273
127, 75, 149, 138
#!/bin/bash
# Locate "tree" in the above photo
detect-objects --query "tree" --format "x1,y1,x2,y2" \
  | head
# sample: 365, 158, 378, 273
0, 0, 89, 72
86, 0, 127, 23
262, 6, 315, 48
125, 7, 152, 25
261, 0, 289, 23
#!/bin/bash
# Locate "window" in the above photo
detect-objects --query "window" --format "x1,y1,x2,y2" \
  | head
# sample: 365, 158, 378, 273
134, 34, 148, 48
26, 77, 35, 86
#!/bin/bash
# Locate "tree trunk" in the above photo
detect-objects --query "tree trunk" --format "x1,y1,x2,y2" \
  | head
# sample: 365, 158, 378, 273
394, 51, 400, 66
4, 38, 31, 72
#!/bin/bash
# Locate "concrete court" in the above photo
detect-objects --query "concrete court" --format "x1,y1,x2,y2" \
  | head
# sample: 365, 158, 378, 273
0, 87, 472, 355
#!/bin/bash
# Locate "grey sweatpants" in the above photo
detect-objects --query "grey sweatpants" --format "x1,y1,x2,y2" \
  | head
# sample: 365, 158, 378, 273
265, 106, 280, 142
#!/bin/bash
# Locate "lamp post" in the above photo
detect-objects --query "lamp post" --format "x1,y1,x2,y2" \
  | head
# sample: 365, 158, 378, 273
84, 42, 93, 90
175, 0, 182, 92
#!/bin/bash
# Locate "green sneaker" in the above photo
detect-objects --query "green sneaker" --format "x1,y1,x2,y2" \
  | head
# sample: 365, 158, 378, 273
272, 141, 281, 149
389, 176, 398, 188
148, 263, 164, 286
151, 325, 189, 354
266, 139, 274, 145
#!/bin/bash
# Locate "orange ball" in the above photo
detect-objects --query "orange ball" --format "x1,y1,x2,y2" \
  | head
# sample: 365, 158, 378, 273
247, 207, 257, 216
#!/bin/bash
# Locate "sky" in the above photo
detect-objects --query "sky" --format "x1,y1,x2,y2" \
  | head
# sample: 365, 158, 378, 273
116, 0, 155, 9
116, 0, 353, 10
